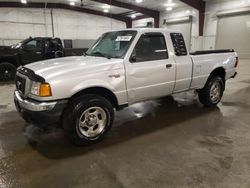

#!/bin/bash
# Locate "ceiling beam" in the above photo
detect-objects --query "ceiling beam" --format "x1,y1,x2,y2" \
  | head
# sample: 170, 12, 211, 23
179, 0, 206, 36
132, 15, 150, 21
0, 1, 132, 28
90, 0, 160, 28
118, 10, 137, 17
179, 0, 205, 12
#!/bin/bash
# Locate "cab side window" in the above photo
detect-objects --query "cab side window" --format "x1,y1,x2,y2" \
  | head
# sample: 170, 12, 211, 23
170, 33, 187, 56
131, 33, 168, 63
25, 39, 43, 50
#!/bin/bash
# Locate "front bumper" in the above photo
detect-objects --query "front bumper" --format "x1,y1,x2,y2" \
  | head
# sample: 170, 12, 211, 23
14, 91, 68, 127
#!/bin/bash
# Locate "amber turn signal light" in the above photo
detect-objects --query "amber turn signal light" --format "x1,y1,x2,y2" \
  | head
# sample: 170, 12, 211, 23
39, 83, 52, 97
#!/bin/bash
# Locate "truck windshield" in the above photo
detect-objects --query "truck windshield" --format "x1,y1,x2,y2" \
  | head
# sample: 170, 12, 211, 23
86, 30, 137, 59
11, 38, 30, 49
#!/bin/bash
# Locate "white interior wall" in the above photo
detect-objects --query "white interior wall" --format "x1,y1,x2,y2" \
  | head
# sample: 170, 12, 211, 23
160, 7, 199, 51
160, 7, 199, 36
132, 17, 154, 28
1, 0, 250, 50
0, 8, 126, 46
159, 0, 250, 52
204, 0, 250, 51
204, 0, 250, 36
52, 9, 125, 40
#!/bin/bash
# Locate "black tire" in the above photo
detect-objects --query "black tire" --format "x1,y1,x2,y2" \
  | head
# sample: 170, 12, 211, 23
0, 62, 16, 81
198, 75, 225, 107
55, 51, 63, 58
63, 94, 114, 146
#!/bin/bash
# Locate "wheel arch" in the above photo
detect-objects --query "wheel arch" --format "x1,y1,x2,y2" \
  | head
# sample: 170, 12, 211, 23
210, 67, 226, 81
204, 67, 226, 91
69, 87, 119, 110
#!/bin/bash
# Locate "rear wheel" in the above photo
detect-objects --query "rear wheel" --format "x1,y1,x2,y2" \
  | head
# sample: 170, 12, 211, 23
0, 62, 16, 81
198, 76, 225, 107
63, 94, 114, 146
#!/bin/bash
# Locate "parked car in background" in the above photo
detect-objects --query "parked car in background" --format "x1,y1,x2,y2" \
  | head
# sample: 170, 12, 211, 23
0, 37, 87, 81
14, 28, 238, 145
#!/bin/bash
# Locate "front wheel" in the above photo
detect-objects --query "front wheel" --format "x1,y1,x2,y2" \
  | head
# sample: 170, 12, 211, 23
198, 76, 225, 107
63, 94, 114, 146
0, 62, 16, 81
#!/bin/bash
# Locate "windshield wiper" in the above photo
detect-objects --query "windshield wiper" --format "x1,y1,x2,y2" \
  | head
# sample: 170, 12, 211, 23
92, 51, 111, 59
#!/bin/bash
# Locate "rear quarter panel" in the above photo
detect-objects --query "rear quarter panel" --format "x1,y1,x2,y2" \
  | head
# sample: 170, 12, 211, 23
190, 52, 237, 89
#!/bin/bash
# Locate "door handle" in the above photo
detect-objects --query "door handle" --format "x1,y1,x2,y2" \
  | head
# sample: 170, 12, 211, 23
166, 64, 172, 69
36, 52, 42, 54
108, 74, 120, 78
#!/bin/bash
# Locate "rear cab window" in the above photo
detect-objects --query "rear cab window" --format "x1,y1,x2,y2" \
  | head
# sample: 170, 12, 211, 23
131, 32, 168, 63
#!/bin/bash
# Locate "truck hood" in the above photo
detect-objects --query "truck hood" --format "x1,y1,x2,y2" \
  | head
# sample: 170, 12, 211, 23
25, 56, 124, 81
0, 47, 19, 56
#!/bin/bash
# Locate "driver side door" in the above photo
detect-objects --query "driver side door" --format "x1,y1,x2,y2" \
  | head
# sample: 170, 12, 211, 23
125, 32, 176, 104
20, 39, 44, 64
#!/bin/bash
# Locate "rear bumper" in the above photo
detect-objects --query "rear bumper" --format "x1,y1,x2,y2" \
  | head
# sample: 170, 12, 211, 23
14, 91, 68, 127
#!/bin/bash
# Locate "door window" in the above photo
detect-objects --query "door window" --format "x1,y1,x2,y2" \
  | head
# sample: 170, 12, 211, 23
25, 39, 43, 50
131, 33, 168, 62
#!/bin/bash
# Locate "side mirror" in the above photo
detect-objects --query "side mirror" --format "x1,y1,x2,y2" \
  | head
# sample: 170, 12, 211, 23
130, 54, 137, 63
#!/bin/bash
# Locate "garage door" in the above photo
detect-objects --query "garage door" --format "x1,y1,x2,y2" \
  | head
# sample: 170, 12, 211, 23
216, 14, 250, 59
166, 21, 192, 50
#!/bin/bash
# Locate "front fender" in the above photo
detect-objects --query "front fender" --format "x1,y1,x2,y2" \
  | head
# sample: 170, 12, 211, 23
0, 54, 19, 67
71, 79, 115, 97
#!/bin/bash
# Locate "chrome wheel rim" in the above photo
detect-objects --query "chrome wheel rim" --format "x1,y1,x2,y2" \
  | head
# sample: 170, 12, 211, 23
78, 107, 107, 138
210, 80, 222, 103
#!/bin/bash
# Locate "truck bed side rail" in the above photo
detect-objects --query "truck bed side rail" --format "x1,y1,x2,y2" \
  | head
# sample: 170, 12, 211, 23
190, 49, 235, 56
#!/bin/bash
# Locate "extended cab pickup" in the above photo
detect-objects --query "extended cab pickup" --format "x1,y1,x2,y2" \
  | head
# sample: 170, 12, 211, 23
14, 28, 238, 145
0, 37, 86, 81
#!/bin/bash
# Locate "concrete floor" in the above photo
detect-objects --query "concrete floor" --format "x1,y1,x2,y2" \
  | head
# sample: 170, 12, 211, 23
0, 60, 250, 188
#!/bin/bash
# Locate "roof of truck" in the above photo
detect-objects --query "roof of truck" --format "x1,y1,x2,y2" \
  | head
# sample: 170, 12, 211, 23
114, 28, 180, 33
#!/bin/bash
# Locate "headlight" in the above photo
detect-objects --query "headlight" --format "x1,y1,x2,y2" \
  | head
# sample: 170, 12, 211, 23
30, 82, 52, 97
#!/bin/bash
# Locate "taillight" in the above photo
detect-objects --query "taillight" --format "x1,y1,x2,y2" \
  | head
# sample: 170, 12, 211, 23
235, 57, 239, 67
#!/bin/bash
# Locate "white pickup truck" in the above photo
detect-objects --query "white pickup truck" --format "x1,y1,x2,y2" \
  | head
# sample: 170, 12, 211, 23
14, 28, 238, 145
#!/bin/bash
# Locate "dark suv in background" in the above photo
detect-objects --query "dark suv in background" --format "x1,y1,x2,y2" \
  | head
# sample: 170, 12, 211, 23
0, 37, 87, 81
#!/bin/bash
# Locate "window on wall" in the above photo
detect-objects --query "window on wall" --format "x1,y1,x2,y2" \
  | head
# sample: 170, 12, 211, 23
132, 33, 168, 62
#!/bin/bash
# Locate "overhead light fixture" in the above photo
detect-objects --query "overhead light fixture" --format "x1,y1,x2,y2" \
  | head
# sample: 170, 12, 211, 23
166, 7, 173, 11
21, 0, 27, 4
70, 1, 75, 6
165, 3, 175, 7
136, 0, 143, 3
165, 0, 175, 7
131, 14, 137, 19
103, 9, 109, 13
102, 4, 111, 9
